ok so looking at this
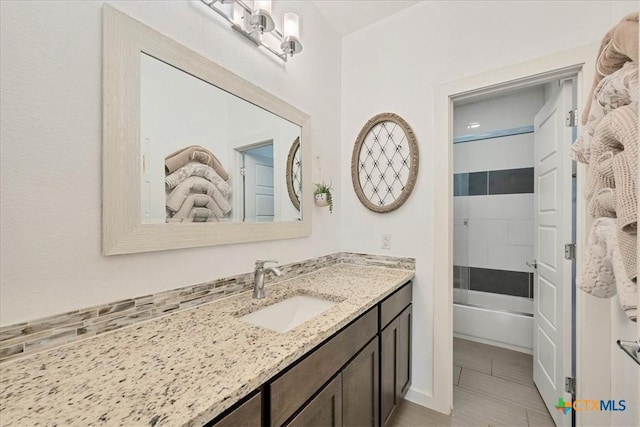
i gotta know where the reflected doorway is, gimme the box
[236,142,274,222]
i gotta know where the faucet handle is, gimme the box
[255,260,278,268]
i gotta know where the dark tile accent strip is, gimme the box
[453,265,470,290]
[468,267,531,298]
[454,173,469,196]
[0,252,414,363]
[488,168,534,195]
[529,273,534,298]
[469,172,488,196]
[454,167,534,197]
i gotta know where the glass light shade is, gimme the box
[254,0,272,14]
[283,12,300,39]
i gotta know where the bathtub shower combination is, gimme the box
[452,87,545,354]
[453,288,533,353]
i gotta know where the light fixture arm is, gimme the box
[200,0,303,62]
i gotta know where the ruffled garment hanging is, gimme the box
[581,12,638,127]
[579,218,637,321]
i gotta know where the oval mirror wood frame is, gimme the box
[351,113,419,213]
[286,137,301,210]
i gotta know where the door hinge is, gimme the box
[565,376,576,394]
[564,243,576,260]
[240,167,246,176]
[566,109,578,127]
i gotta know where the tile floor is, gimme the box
[389,338,556,427]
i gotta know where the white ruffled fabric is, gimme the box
[165,161,231,197]
[579,218,637,321]
[572,61,638,163]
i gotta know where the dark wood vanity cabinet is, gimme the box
[380,305,412,426]
[343,337,380,427]
[285,336,379,427]
[207,281,412,427]
[380,282,413,426]
[210,392,262,427]
[287,375,343,427]
[271,308,378,427]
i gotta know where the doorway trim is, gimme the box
[431,43,599,417]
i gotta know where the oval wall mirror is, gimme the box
[351,113,419,213]
[286,137,302,210]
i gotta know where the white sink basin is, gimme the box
[241,295,337,333]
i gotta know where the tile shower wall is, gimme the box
[453,87,544,298]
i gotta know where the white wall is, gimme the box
[341,0,638,408]
[455,193,534,271]
[0,0,342,325]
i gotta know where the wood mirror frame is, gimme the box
[102,6,311,255]
[286,137,301,211]
[351,113,419,213]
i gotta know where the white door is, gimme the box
[242,149,274,222]
[254,162,274,222]
[533,80,574,427]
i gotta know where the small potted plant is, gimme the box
[314,181,333,213]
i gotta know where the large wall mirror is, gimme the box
[103,6,311,255]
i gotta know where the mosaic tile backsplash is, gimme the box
[0,252,414,363]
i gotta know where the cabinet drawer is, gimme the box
[380,282,412,329]
[270,308,378,427]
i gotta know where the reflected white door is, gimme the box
[242,150,274,222]
[254,163,274,222]
[533,80,574,427]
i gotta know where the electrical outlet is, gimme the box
[381,233,392,250]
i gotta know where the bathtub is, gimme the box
[453,288,533,354]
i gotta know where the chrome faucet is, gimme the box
[253,260,283,299]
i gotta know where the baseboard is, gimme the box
[404,386,451,415]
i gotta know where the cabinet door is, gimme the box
[212,392,262,427]
[380,304,412,426]
[287,375,342,427]
[397,304,412,397]
[342,338,379,427]
[380,316,399,426]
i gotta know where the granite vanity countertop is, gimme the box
[0,263,414,427]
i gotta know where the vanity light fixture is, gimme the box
[200,0,304,62]
[250,0,275,34]
[281,12,303,57]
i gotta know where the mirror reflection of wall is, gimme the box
[139,53,302,224]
